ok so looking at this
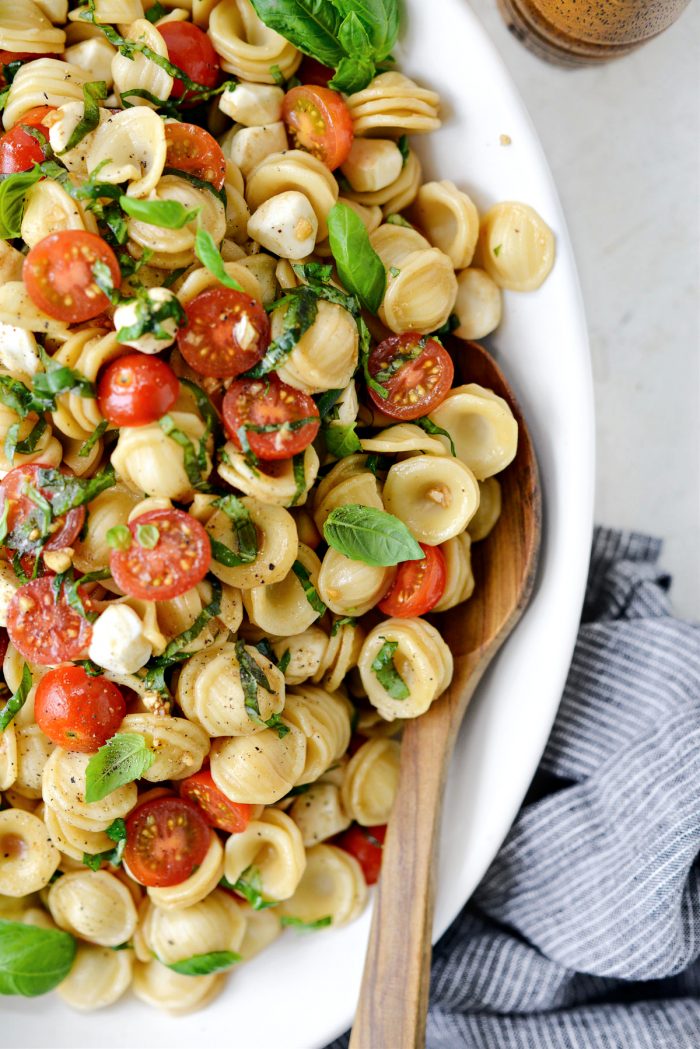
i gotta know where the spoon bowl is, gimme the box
[349,338,541,1049]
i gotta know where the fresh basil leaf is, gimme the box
[296,262,334,284]
[235,639,273,725]
[0,921,76,997]
[328,55,375,94]
[145,0,167,21]
[194,228,243,291]
[327,202,386,315]
[0,165,43,239]
[84,732,155,803]
[416,416,456,456]
[371,639,409,699]
[227,865,279,910]
[159,415,210,491]
[291,559,326,614]
[164,951,240,976]
[211,494,257,566]
[119,195,200,229]
[35,348,96,403]
[106,525,131,551]
[324,422,362,458]
[330,615,357,637]
[82,816,127,871]
[323,504,424,566]
[337,11,373,57]
[280,915,332,930]
[314,387,344,419]
[0,664,32,732]
[5,416,47,464]
[162,167,228,207]
[397,134,409,165]
[59,80,107,153]
[35,466,115,517]
[135,523,159,549]
[116,288,186,344]
[249,0,345,67]
[277,648,291,675]
[247,286,318,376]
[291,452,307,507]
[59,568,110,624]
[77,418,108,458]
[333,0,399,59]
[141,578,222,695]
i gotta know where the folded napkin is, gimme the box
[330,527,700,1049]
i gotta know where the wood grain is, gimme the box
[349,339,541,1049]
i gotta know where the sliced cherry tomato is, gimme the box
[158,22,220,102]
[222,376,320,461]
[378,543,446,617]
[367,333,455,421]
[6,577,94,666]
[282,85,354,170]
[34,665,126,753]
[0,105,55,174]
[0,464,86,555]
[179,770,252,834]
[97,353,179,427]
[337,824,387,885]
[0,627,8,666]
[110,508,211,601]
[23,231,121,324]
[177,287,270,378]
[164,121,226,191]
[124,795,212,887]
[298,56,334,87]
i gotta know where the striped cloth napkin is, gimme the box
[331,527,700,1049]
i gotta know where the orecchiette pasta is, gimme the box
[340,738,401,826]
[42,749,137,831]
[318,548,395,617]
[468,477,503,542]
[358,617,454,721]
[429,384,519,480]
[119,714,210,780]
[86,107,167,199]
[433,531,475,612]
[0,809,59,895]
[210,723,307,805]
[237,902,281,961]
[218,442,319,507]
[47,870,138,946]
[289,783,351,847]
[136,889,246,965]
[3,58,89,130]
[0,0,65,58]
[382,454,480,544]
[346,72,441,137]
[111,409,213,500]
[280,844,367,928]
[111,19,173,107]
[243,542,323,636]
[270,299,359,394]
[133,959,227,1014]
[224,808,305,900]
[206,497,298,588]
[57,942,133,1011]
[245,150,338,239]
[479,201,556,291]
[146,834,224,910]
[208,0,301,83]
[12,724,55,799]
[282,686,352,784]
[453,267,503,340]
[409,180,480,270]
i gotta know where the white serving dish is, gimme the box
[5,1,594,1045]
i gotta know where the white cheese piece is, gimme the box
[247,191,318,259]
[227,122,288,177]
[219,83,284,127]
[0,323,41,378]
[113,287,180,354]
[0,560,19,628]
[340,139,404,193]
[88,605,153,675]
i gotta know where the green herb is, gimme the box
[57,567,110,623]
[145,0,167,21]
[164,951,240,976]
[162,167,228,207]
[290,452,307,507]
[389,266,400,278]
[296,261,334,284]
[119,196,200,229]
[82,817,127,871]
[314,388,344,419]
[135,524,159,549]
[385,212,413,228]
[73,659,103,677]
[210,494,257,567]
[324,422,362,458]
[323,504,424,567]
[372,335,427,383]
[327,202,386,314]
[141,578,222,694]
[235,639,273,723]
[283,782,311,799]
[0,664,32,732]
[194,228,244,291]
[77,419,108,458]
[116,288,186,344]
[280,915,332,930]
[397,134,409,165]
[159,415,210,491]
[431,313,460,338]
[106,525,131,551]
[0,500,9,544]
[0,921,76,997]
[493,244,502,256]
[247,286,319,376]
[59,80,107,153]
[277,649,291,675]
[1,60,22,87]
[291,560,326,614]
[84,733,155,803]
[227,866,278,910]
[35,466,115,517]
[35,347,96,404]
[371,639,409,699]
[4,417,47,464]
[330,615,357,636]
[269,63,285,85]
[416,416,456,456]
[0,165,43,239]
[263,711,290,738]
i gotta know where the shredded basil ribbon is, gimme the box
[141,578,222,695]
[0,664,32,731]
[371,639,410,700]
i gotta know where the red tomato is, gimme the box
[179,770,252,834]
[158,22,220,101]
[337,824,387,885]
[378,543,446,617]
[0,52,51,88]
[34,665,126,753]
[298,56,334,87]
[23,231,121,324]
[6,577,94,666]
[124,795,212,887]
[164,122,226,191]
[0,105,54,174]
[222,376,320,461]
[97,354,179,427]
[110,508,211,602]
[177,287,270,378]
[0,464,86,555]
[0,627,8,666]
[367,333,455,421]
[282,85,353,170]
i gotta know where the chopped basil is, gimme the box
[59,80,107,153]
[246,286,319,376]
[85,733,155,803]
[330,616,357,637]
[82,817,127,871]
[159,415,211,491]
[371,639,410,700]
[290,452,307,507]
[323,504,424,567]
[291,560,326,614]
[314,387,344,420]
[385,212,413,228]
[162,167,228,206]
[431,313,460,337]
[55,567,111,623]
[34,466,115,517]
[194,228,244,291]
[211,494,257,567]
[0,165,43,239]
[135,524,159,549]
[397,134,409,165]
[493,244,502,256]
[164,951,240,976]
[264,712,290,738]
[119,196,200,229]
[78,419,108,458]
[0,664,32,732]
[35,347,96,404]
[416,416,456,456]
[4,416,47,464]
[277,648,291,675]
[327,202,386,314]
[115,287,186,344]
[280,915,332,931]
[106,525,131,551]
[324,422,362,458]
[226,866,278,910]
[145,0,167,21]
[141,578,222,694]
[235,640,272,724]
[0,921,76,997]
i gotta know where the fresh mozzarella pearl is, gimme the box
[88,605,153,675]
[219,82,284,127]
[247,191,318,259]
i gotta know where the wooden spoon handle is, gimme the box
[349,666,482,1049]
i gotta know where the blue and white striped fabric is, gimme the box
[330,528,700,1049]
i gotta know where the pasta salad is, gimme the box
[0,0,554,1014]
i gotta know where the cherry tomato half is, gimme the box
[34,665,126,752]
[0,105,54,174]
[177,287,270,378]
[222,376,320,461]
[367,333,455,421]
[0,627,8,666]
[179,770,252,834]
[158,22,220,102]
[337,824,387,885]
[110,508,211,602]
[164,121,226,191]
[0,464,86,554]
[7,577,94,666]
[23,231,121,324]
[378,543,446,617]
[124,795,212,887]
[282,85,354,170]
[97,353,180,427]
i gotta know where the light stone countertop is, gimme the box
[468,0,700,618]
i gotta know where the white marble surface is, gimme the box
[469,0,700,617]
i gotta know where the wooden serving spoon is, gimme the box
[349,338,541,1049]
